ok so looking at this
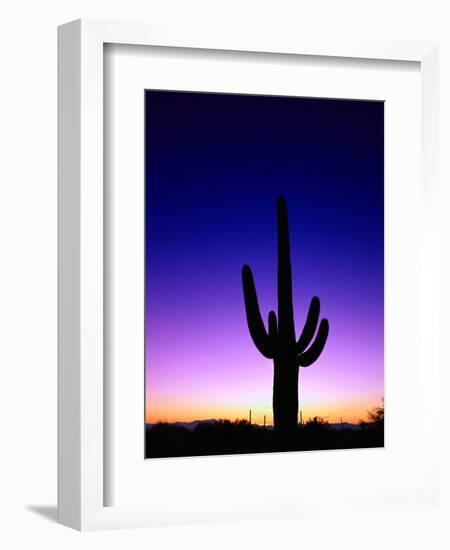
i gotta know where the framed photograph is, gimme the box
[58,19,440,530]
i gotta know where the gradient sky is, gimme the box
[145,90,384,425]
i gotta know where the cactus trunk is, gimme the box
[273,357,299,434]
[277,197,295,344]
[242,197,329,435]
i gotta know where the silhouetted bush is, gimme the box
[303,416,330,431]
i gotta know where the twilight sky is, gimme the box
[145,90,384,425]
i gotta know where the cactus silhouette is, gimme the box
[242,197,329,435]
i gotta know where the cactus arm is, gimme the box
[276,197,295,341]
[296,296,320,353]
[297,318,329,367]
[268,310,278,341]
[242,265,274,358]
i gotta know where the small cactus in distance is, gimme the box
[242,197,329,435]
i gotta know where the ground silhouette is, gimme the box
[146,412,384,459]
[242,197,329,435]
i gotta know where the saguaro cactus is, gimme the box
[242,197,329,435]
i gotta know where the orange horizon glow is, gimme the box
[145,395,383,426]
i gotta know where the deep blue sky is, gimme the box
[145,90,384,423]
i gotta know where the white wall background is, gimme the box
[0,1,449,548]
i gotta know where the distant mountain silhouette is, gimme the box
[146,419,218,431]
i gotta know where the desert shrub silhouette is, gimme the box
[359,399,384,432]
[242,197,329,435]
[145,413,384,458]
[304,416,330,431]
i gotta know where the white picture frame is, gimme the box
[58,18,439,531]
